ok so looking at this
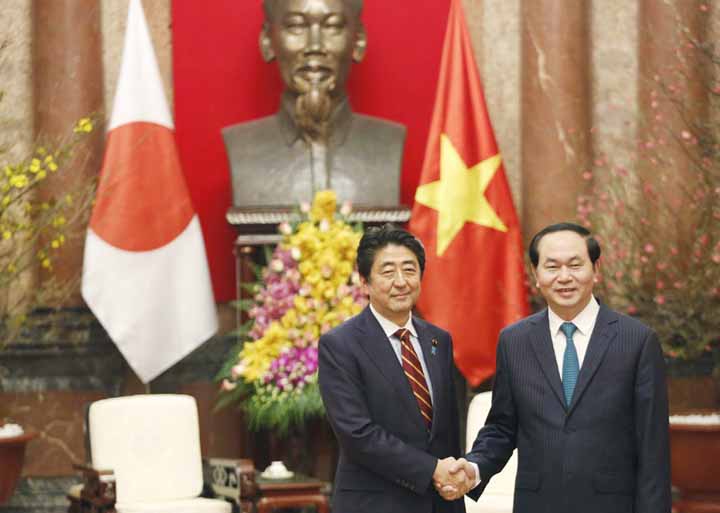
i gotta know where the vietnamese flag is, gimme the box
[409,0,529,386]
[82,0,217,383]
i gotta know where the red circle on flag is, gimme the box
[90,122,195,251]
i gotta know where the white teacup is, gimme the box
[265,460,289,477]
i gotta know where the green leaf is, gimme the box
[214,340,246,381]
[229,298,255,312]
[242,382,326,435]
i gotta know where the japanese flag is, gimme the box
[82,0,218,383]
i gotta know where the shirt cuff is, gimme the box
[470,462,482,489]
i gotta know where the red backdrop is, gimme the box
[172,0,451,301]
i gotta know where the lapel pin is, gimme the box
[431,338,438,355]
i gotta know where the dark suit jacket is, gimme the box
[466,304,671,513]
[319,307,466,513]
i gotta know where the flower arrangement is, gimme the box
[575,23,719,369]
[217,190,368,433]
[0,116,96,348]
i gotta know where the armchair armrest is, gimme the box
[203,457,257,510]
[67,462,116,513]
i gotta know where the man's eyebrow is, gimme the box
[543,255,582,264]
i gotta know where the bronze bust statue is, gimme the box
[223,0,406,209]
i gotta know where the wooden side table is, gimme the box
[256,474,329,513]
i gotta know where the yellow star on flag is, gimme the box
[415,134,507,256]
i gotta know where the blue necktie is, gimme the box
[560,322,579,406]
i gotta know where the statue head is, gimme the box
[260,0,367,139]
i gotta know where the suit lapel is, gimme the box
[414,317,442,439]
[567,304,618,414]
[354,308,427,430]
[528,310,567,409]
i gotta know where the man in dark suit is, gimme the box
[442,222,671,513]
[318,224,468,513]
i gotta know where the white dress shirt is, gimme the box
[548,295,600,377]
[369,304,434,404]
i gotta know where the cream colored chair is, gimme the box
[464,391,517,513]
[88,394,231,513]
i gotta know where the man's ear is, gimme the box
[360,276,370,296]
[530,267,539,288]
[259,23,275,62]
[352,25,367,63]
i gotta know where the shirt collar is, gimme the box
[277,92,353,147]
[369,304,417,339]
[548,295,600,337]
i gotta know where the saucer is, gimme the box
[260,469,294,480]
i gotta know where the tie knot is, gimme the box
[560,322,577,339]
[394,328,411,343]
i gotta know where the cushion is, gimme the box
[117,497,232,513]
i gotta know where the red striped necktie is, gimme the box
[395,328,433,429]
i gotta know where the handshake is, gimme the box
[432,456,477,501]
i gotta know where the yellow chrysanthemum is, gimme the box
[294,296,309,313]
[309,190,337,222]
[237,322,292,382]
[280,308,298,329]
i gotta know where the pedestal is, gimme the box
[255,474,329,513]
[670,419,720,513]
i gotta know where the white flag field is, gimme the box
[82,0,217,383]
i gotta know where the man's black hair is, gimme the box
[356,224,425,281]
[528,222,601,267]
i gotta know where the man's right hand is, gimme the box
[433,457,476,500]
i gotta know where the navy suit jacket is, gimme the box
[319,307,466,513]
[466,304,671,513]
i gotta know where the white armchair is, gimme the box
[464,391,517,513]
[88,394,231,513]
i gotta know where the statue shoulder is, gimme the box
[222,115,280,147]
[351,113,406,136]
[349,113,406,152]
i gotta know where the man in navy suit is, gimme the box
[442,222,671,513]
[319,224,468,513]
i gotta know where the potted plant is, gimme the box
[575,8,719,407]
[215,191,368,473]
[0,113,96,503]
[574,12,719,509]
